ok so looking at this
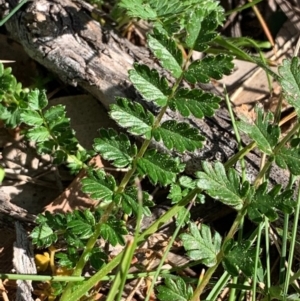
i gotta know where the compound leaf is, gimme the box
[31,223,57,248]
[26,126,51,142]
[237,108,280,155]
[81,169,116,202]
[147,28,183,78]
[184,54,233,84]
[186,10,220,51]
[55,252,78,269]
[137,149,185,186]
[118,0,157,20]
[223,239,258,277]
[20,110,43,126]
[67,219,93,240]
[110,98,154,139]
[99,216,127,246]
[129,64,171,107]
[26,89,48,110]
[93,128,137,168]
[157,277,193,301]
[171,88,220,118]
[0,104,21,128]
[44,105,66,127]
[248,182,294,223]
[89,248,107,270]
[119,0,190,21]
[0,63,22,100]
[278,57,300,117]
[168,176,196,204]
[196,162,245,210]
[275,146,300,175]
[120,187,154,216]
[181,223,221,267]
[153,120,204,152]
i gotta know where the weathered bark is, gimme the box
[13,222,36,301]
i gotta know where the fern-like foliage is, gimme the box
[1,0,300,297]
[196,162,247,210]
[222,239,260,277]
[237,107,280,155]
[5,0,293,298]
[181,223,222,267]
[157,277,194,301]
[279,57,300,117]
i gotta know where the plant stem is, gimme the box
[0,0,28,26]
[224,141,256,169]
[61,52,191,299]
[254,122,300,187]
[191,207,248,300]
[144,196,195,301]
[283,178,300,299]
[65,188,199,301]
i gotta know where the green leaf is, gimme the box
[275,147,300,175]
[167,177,196,204]
[179,175,196,189]
[61,246,82,267]
[176,207,190,227]
[0,104,21,127]
[93,128,137,168]
[171,88,220,118]
[129,64,171,107]
[137,149,185,186]
[237,108,280,155]
[119,0,191,21]
[181,223,221,267]
[43,105,79,151]
[26,126,51,142]
[157,277,193,301]
[223,239,259,277]
[247,183,294,223]
[185,10,219,51]
[153,120,204,152]
[110,98,154,139]
[53,150,67,165]
[120,187,154,216]
[44,105,66,127]
[26,89,48,110]
[31,223,57,248]
[278,57,300,117]
[20,110,43,126]
[184,54,233,84]
[39,211,67,230]
[0,64,18,97]
[147,28,183,78]
[99,216,127,246]
[168,184,185,203]
[81,169,116,202]
[64,232,85,248]
[55,252,77,269]
[196,162,245,210]
[0,104,11,121]
[89,248,108,270]
[119,0,157,20]
[67,220,93,240]
[185,7,206,48]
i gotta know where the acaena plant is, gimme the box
[1,0,300,300]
